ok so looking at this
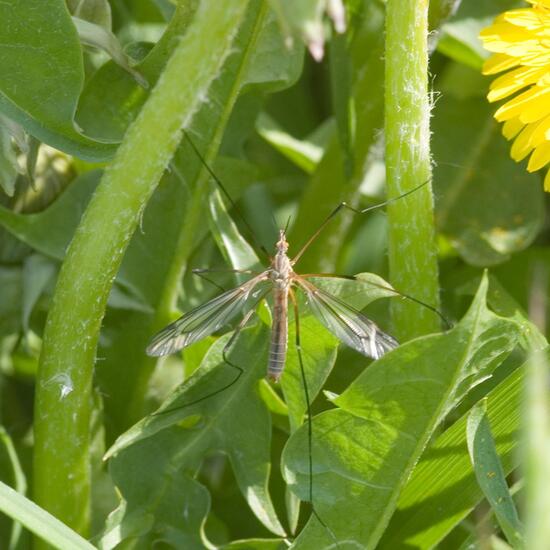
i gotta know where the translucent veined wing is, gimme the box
[147,273,270,356]
[295,277,398,359]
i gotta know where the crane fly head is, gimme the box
[276,229,289,254]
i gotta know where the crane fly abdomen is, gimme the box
[268,287,289,382]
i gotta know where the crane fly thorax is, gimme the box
[269,230,292,290]
[270,253,292,290]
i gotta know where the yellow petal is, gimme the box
[511,123,538,161]
[488,65,547,101]
[544,168,550,191]
[480,23,538,55]
[527,140,550,171]
[503,9,542,30]
[483,53,521,75]
[527,0,550,8]
[525,113,550,146]
[503,118,525,139]
[494,85,550,123]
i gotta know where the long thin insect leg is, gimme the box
[289,290,339,547]
[191,268,261,293]
[291,179,430,265]
[182,130,271,260]
[192,268,261,275]
[152,300,263,417]
[299,272,451,329]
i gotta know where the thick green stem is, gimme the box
[385,0,440,340]
[32,0,249,543]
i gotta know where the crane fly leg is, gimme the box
[289,289,339,547]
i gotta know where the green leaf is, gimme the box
[99,453,210,549]
[72,17,148,88]
[434,79,544,266]
[0,171,100,261]
[208,188,262,281]
[67,0,112,29]
[0,1,116,160]
[0,479,95,550]
[467,399,523,546]
[255,112,326,174]
[282,274,521,548]
[379,367,524,548]
[105,325,286,541]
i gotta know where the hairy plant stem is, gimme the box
[32,0,249,543]
[385,0,440,340]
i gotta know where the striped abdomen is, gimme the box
[268,288,288,382]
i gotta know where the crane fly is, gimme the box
[143,131,439,545]
[146,228,398,379]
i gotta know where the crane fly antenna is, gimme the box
[183,130,270,259]
[292,179,431,265]
[284,214,292,234]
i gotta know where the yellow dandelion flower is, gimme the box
[480,0,550,191]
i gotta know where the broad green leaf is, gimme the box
[467,399,523,547]
[379,276,543,548]
[0,1,116,160]
[434,77,544,266]
[0,479,95,550]
[379,366,525,548]
[105,325,286,540]
[99,454,209,549]
[282,274,521,548]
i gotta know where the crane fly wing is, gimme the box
[147,273,270,357]
[295,277,398,360]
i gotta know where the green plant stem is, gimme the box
[385,0,440,340]
[32,0,249,543]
